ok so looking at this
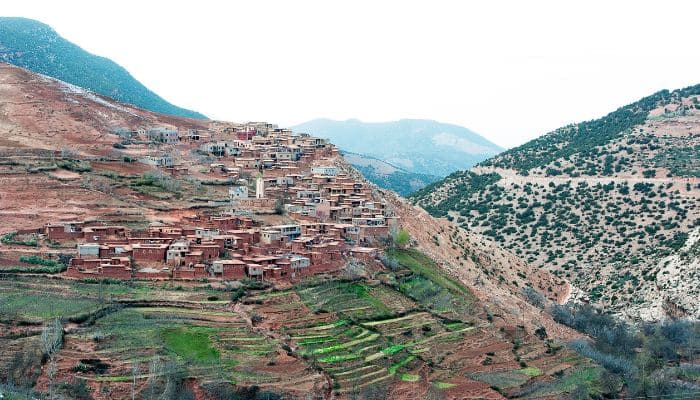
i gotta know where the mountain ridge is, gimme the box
[0,17,206,120]
[292,117,503,177]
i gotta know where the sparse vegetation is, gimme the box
[552,303,700,397]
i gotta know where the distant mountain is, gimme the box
[0,17,206,120]
[412,84,700,320]
[292,118,502,177]
[341,151,440,195]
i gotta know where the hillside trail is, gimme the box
[230,301,334,400]
[473,166,700,187]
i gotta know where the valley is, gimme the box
[0,12,699,399]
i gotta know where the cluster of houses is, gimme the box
[45,122,396,282]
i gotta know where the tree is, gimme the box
[274,196,286,215]
[393,228,410,248]
[131,363,140,400]
[41,318,63,400]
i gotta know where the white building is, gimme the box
[311,166,339,176]
[195,228,220,238]
[261,228,282,244]
[290,255,310,270]
[255,175,265,199]
[271,224,302,241]
[166,240,189,264]
[77,243,100,258]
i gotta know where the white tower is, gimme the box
[255,174,264,199]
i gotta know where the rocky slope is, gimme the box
[0,62,209,231]
[412,85,700,320]
[0,17,206,119]
[0,62,207,156]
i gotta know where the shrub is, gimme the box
[522,286,546,309]
[392,228,411,248]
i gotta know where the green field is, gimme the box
[385,248,475,317]
[162,327,220,363]
[0,290,101,320]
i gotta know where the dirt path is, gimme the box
[472,166,700,187]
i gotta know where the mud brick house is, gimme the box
[163,166,190,176]
[189,243,220,260]
[172,264,208,279]
[148,225,183,239]
[67,257,132,279]
[228,229,259,246]
[145,127,179,144]
[132,243,169,263]
[351,217,391,242]
[236,129,256,141]
[210,215,253,230]
[246,263,264,279]
[99,243,131,258]
[46,222,83,240]
[349,247,380,262]
[211,235,237,249]
[212,259,247,279]
[82,226,127,242]
[184,251,203,265]
[166,240,189,265]
[263,266,285,279]
[291,236,315,253]
[140,155,174,167]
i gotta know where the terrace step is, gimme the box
[337,372,393,394]
[336,367,386,385]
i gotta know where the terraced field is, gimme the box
[1,252,601,399]
[249,280,491,396]
[70,306,320,397]
[0,278,323,399]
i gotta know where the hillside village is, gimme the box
[2,63,602,400]
[2,7,700,399]
[16,123,396,282]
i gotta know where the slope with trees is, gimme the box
[0,17,206,120]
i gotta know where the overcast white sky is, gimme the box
[3,0,699,148]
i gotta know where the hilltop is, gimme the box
[292,118,502,192]
[0,63,601,400]
[412,85,700,320]
[0,17,206,119]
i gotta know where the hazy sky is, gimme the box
[3,0,699,148]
